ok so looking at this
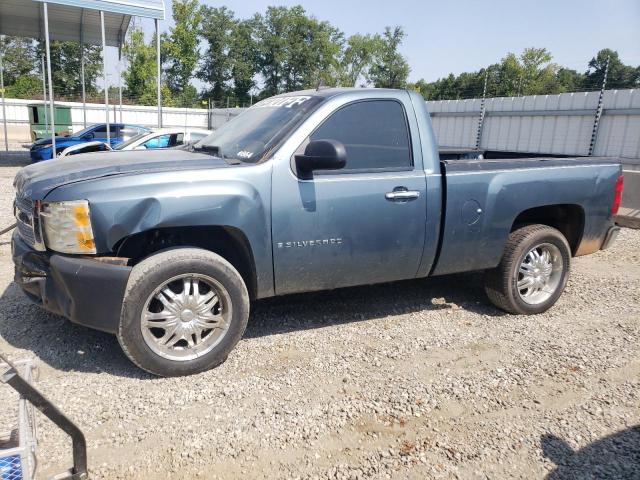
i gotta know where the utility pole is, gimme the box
[588,57,610,156]
[475,70,489,151]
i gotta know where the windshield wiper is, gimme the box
[191,144,243,165]
[192,144,221,155]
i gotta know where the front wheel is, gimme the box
[117,248,249,376]
[484,224,571,315]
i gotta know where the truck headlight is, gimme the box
[40,200,96,254]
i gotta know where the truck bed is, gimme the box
[431,156,621,276]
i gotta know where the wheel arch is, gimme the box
[510,204,585,256]
[114,225,258,300]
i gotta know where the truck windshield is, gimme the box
[195,95,324,163]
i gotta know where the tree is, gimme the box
[586,48,639,90]
[122,28,173,106]
[6,75,42,98]
[162,0,202,105]
[0,37,36,85]
[35,40,102,97]
[336,34,382,87]
[369,26,410,89]
[253,6,343,95]
[228,20,258,104]
[554,68,585,93]
[517,47,557,95]
[123,28,155,99]
[198,6,237,102]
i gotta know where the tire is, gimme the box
[117,248,249,376]
[484,224,571,315]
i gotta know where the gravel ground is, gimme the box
[0,164,638,479]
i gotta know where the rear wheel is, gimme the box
[118,248,249,376]
[484,225,571,315]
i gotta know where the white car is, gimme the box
[59,128,213,157]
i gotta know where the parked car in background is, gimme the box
[58,128,213,157]
[29,123,150,162]
[113,128,213,151]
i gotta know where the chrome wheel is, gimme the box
[517,243,563,305]
[141,274,231,361]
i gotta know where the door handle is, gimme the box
[385,190,421,201]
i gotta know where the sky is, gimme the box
[111,0,640,87]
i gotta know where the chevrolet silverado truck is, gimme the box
[12,88,624,377]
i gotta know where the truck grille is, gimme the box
[14,197,42,250]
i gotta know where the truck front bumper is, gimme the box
[11,231,132,334]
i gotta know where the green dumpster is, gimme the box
[28,103,73,140]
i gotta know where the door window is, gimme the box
[143,134,171,149]
[309,100,412,172]
[92,126,109,139]
[142,133,184,149]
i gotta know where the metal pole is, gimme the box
[43,3,56,156]
[0,47,8,151]
[118,65,123,123]
[80,9,86,128]
[41,55,48,136]
[588,57,610,156]
[100,10,109,142]
[475,70,489,151]
[155,19,162,128]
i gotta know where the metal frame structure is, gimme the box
[0,0,165,152]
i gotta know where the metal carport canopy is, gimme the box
[0,0,165,152]
[0,0,165,47]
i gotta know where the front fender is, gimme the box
[44,163,274,297]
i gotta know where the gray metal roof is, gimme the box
[0,0,165,47]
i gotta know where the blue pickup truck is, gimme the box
[29,123,150,161]
[12,88,623,376]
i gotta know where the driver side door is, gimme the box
[271,98,427,295]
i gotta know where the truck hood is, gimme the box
[14,149,238,200]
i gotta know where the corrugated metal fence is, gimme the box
[427,89,640,159]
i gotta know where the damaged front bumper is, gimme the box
[11,231,132,334]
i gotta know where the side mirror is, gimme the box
[295,139,346,179]
[83,133,94,140]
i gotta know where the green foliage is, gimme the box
[162,0,202,97]
[198,6,238,101]
[252,6,344,95]
[335,34,383,87]
[123,28,160,105]
[9,4,638,107]
[6,75,42,98]
[586,48,640,90]
[35,40,102,96]
[411,47,639,100]
[0,37,36,85]
[369,27,410,89]
[228,20,259,104]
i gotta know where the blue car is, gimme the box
[30,123,150,162]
